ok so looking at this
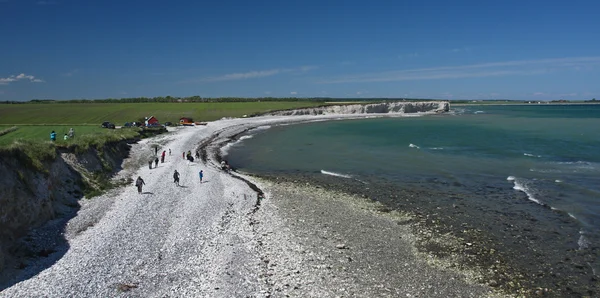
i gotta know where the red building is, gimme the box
[145,116,159,126]
[180,117,194,126]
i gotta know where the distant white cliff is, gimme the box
[263,101,450,116]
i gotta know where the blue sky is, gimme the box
[1,0,599,101]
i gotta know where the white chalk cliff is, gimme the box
[264,101,450,116]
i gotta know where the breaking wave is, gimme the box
[321,170,353,179]
[409,144,420,149]
[509,176,544,206]
[221,135,255,155]
[251,125,271,131]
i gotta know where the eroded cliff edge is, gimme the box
[0,141,132,273]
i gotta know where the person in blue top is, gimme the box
[50,131,56,141]
[199,170,203,182]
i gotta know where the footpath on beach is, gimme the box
[1,114,500,298]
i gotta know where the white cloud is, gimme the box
[0,73,45,85]
[204,69,280,82]
[194,65,318,83]
[321,56,600,83]
[557,93,578,97]
[264,91,271,95]
[63,69,78,77]
[290,91,298,95]
[532,92,580,98]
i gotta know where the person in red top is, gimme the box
[161,150,166,163]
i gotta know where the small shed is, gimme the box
[180,117,194,125]
[146,116,159,126]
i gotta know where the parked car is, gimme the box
[164,121,173,126]
[101,121,111,128]
[107,123,115,129]
[123,122,132,127]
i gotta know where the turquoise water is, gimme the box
[225,104,600,252]
[227,105,600,236]
[225,105,600,296]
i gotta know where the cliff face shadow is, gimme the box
[0,204,78,291]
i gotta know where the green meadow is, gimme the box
[0,101,324,145]
[0,102,324,125]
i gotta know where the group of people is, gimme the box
[149,149,169,169]
[220,160,231,172]
[135,169,204,193]
[182,150,201,162]
[50,128,75,141]
[137,146,207,193]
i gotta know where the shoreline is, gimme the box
[246,176,499,297]
[203,114,599,297]
[3,110,595,297]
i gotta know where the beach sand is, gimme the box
[2,114,505,297]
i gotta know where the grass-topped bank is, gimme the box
[0,101,327,125]
[0,127,148,171]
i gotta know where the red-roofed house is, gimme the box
[145,116,159,126]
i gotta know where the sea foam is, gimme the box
[321,170,352,179]
[409,144,420,149]
[220,135,254,155]
[251,125,272,131]
[510,177,544,205]
[578,231,591,250]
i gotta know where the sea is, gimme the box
[223,104,600,294]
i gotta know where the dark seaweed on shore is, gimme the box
[255,172,599,297]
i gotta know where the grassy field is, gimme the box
[0,125,115,146]
[0,101,326,146]
[0,102,326,125]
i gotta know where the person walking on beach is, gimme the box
[154,157,159,168]
[199,170,203,182]
[148,158,153,169]
[161,150,166,163]
[169,148,171,156]
[155,146,158,156]
[173,170,180,186]
[50,131,56,141]
[182,152,185,159]
[135,176,145,194]
[195,151,200,160]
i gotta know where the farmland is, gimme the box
[0,102,325,125]
[0,101,325,145]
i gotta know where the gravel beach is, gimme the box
[0,114,501,297]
